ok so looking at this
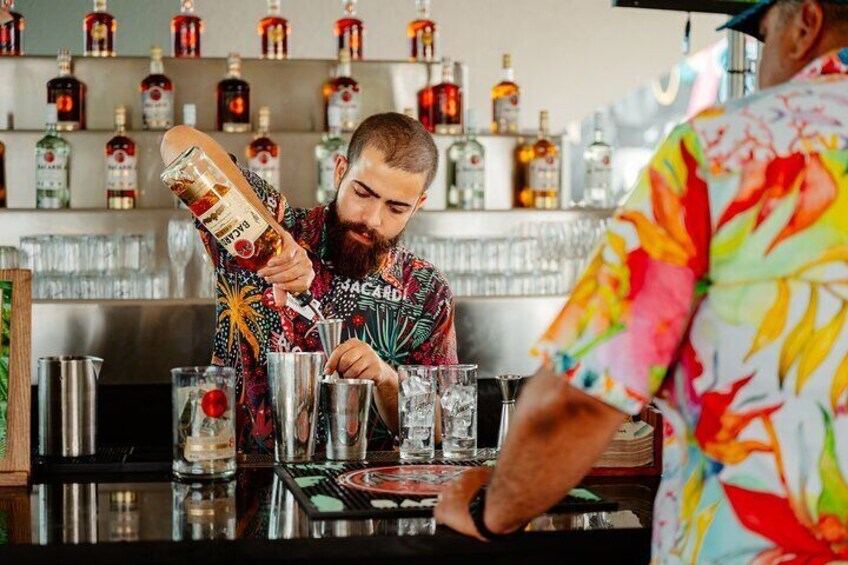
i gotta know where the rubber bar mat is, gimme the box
[32,446,171,475]
[277,453,617,520]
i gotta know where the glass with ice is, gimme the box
[437,364,478,459]
[398,366,437,461]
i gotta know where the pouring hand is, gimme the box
[257,231,315,307]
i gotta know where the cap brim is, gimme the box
[717,1,775,41]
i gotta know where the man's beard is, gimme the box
[324,200,404,280]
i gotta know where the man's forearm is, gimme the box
[484,369,627,534]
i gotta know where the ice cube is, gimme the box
[407,426,431,441]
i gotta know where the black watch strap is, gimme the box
[468,487,524,541]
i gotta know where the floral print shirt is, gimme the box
[535,49,848,563]
[197,169,458,455]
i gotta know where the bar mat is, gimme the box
[32,446,171,475]
[276,452,617,520]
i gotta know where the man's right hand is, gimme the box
[257,231,315,307]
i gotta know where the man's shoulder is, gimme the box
[394,246,453,296]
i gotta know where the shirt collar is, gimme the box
[793,47,848,82]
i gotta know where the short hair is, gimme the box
[778,0,848,26]
[346,112,439,192]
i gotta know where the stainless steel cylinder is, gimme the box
[321,378,373,461]
[267,352,324,463]
[38,356,103,457]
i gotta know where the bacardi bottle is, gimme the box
[84,0,116,57]
[47,50,87,131]
[515,110,559,209]
[433,56,461,135]
[217,53,250,133]
[322,49,360,132]
[408,0,436,62]
[141,46,174,130]
[447,110,485,210]
[583,112,613,208]
[259,0,289,60]
[0,0,24,56]
[161,146,283,271]
[172,0,202,58]
[106,105,138,210]
[417,62,439,133]
[247,107,280,191]
[334,0,364,61]
[492,53,520,134]
[315,105,347,205]
[36,104,71,209]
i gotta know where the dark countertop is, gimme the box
[0,464,657,565]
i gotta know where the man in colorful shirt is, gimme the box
[436,1,848,562]
[162,113,457,454]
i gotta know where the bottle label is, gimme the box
[106,150,138,192]
[529,156,560,191]
[184,434,236,462]
[195,179,271,260]
[177,385,236,463]
[142,87,174,128]
[329,86,360,129]
[455,152,485,191]
[248,151,280,190]
[36,148,69,191]
[495,94,520,132]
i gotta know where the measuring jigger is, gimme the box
[312,319,344,380]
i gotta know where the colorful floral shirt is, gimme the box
[535,48,848,563]
[197,168,458,455]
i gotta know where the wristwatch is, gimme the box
[467,487,525,541]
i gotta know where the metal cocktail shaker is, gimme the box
[267,352,324,463]
[322,378,373,461]
[38,356,103,457]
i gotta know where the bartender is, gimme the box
[161,112,458,455]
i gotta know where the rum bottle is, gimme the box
[36,104,71,209]
[172,0,202,58]
[417,62,439,133]
[433,57,461,135]
[106,105,138,210]
[447,110,485,210]
[335,0,364,61]
[247,106,280,191]
[315,105,347,205]
[141,46,174,130]
[47,49,87,131]
[515,110,559,209]
[161,146,283,271]
[259,0,289,60]
[408,0,436,62]
[492,53,520,134]
[0,0,24,56]
[583,112,613,208]
[217,53,250,133]
[322,49,360,132]
[84,0,116,57]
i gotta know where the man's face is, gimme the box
[758,0,832,89]
[758,5,800,89]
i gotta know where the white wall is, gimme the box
[15,0,727,131]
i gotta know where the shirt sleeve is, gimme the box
[533,124,711,415]
[407,277,459,366]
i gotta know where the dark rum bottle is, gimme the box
[83,0,116,57]
[334,0,364,61]
[433,57,461,135]
[408,0,436,62]
[492,53,520,134]
[217,53,250,133]
[259,0,289,60]
[106,105,138,210]
[322,49,360,133]
[0,0,24,56]
[247,106,280,191]
[47,49,87,131]
[172,0,202,58]
[416,62,438,133]
[515,110,559,209]
[141,46,174,130]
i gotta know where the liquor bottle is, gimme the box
[0,140,6,207]
[515,110,559,209]
[161,146,283,271]
[408,0,436,62]
[315,105,347,205]
[259,0,290,60]
[217,53,250,133]
[105,105,138,210]
[84,0,116,57]
[322,49,360,132]
[141,46,174,130]
[433,57,461,135]
[36,104,71,209]
[334,0,364,61]
[0,0,24,56]
[492,53,520,134]
[447,110,485,210]
[47,50,87,131]
[583,112,613,208]
[417,62,439,133]
[247,107,280,191]
[172,0,203,58]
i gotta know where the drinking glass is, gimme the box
[168,218,195,299]
[0,246,19,269]
[437,364,478,459]
[398,366,437,461]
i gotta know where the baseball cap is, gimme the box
[718,0,848,41]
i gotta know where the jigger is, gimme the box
[495,374,523,451]
[315,319,343,380]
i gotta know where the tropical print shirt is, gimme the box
[197,168,458,455]
[535,48,848,564]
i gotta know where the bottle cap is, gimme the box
[183,103,197,127]
[502,53,512,69]
[151,45,163,60]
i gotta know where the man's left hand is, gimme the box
[326,338,391,384]
[434,467,493,541]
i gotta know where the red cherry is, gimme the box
[201,389,228,418]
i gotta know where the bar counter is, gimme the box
[1,465,656,564]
